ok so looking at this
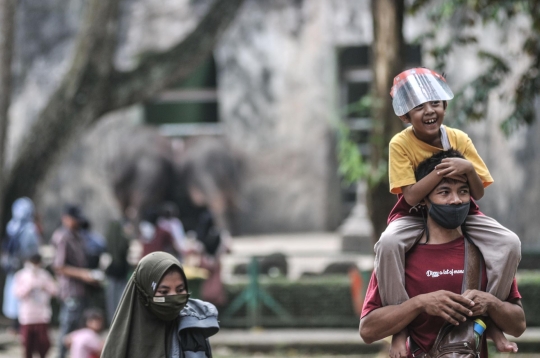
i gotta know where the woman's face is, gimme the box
[155,270,187,297]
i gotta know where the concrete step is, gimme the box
[210,328,540,355]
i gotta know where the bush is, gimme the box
[220,271,540,328]
[517,271,540,327]
[221,275,359,328]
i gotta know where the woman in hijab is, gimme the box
[102,251,219,358]
[2,197,41,324]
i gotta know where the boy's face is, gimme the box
[399,100,445,142]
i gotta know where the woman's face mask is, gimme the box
[149,293,190,321]
[427,199,470,229]
[149,268,189,321]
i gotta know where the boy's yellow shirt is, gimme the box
[389,125,494,194]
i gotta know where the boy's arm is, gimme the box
[401,169,443,206]
[435,158,484,200]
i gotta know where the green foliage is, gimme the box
[517,270,540,326]
[449,51,510,127]
[410,0,540,135]
[336,123,368,185]
[334,96,387,187]
[221,271,540,328]
[222,275,359,328]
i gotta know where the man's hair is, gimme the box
[415,148,465,182]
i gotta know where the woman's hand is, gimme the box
[419,290,475,325]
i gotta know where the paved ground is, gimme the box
[0,327,539,357]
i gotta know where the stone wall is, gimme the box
[215,0,372,232]
[5,0,540,246]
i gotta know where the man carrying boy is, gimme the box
[373,68,521,354]
[360,150,526,357]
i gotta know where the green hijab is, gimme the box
[101,251,189,358]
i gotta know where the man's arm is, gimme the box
[52,230,99,285]
[54,266,99,285]
[463,290,526,337]
[360,290,475,344]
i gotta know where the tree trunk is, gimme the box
[0,0,16,226]
[2,0,245,226]
[368,0,405,241]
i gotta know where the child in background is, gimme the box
[64,308,104,358]
[13,253,57,358]
[376,67,521,356]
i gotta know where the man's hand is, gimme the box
[435,158,474,179]
[419,290,475,325]
[462,289,496,316]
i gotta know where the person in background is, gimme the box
[64,308,105,358]
[195,207,231,308]
[103,218,131,324]
[139,207,182,259]
[14,253,57,358]
[79,218,106,270]
[51,204,98,358]
[1,197,41,333]
[158,202,188,261]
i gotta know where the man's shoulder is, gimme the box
[52,227,73,243]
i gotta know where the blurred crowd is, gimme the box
[0,197,230,358]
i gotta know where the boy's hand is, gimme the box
[435,158,474,178]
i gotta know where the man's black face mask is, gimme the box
[427,199,470,229]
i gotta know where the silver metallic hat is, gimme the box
[390,68,454,116]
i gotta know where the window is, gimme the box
[338,45,422,157]
[337,45,421,212]
[144,56,222,137]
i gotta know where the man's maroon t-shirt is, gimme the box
[361,237,521,358]
[387,194,483,224]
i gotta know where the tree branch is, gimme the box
[108,0,245,111]
[0,0,17,225]
[2,0,245,221]
[4,0,122,207]
[368,0,405,240]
